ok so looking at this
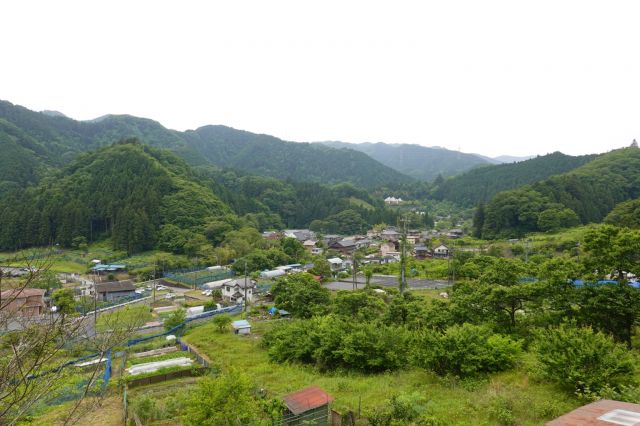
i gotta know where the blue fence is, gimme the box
[126,304,242,347]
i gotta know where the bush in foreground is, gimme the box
[531,323,637,396]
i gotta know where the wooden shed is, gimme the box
[546,399,640,425]
[282,386,334,426]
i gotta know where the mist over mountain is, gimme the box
[319,141,492,181]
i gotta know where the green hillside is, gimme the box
[479,147,640,238]
[0,140,231,253]
[433,151,598,206]
[320,141,491,181]
[0,100,412,189]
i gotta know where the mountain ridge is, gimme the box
[0,100,412,189]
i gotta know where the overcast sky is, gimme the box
[1,1,639,157]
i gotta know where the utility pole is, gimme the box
[352,251,358,290]
[152,260,157,304]
[399,217,408,293]
[243,262,248,312]
[93,271,98,329]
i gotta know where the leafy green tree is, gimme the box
[537,204,580,232]
[279,237,305,261]
[333,290,387,321]
[164,308,186,332]
[183,371,265,426]
[582,224,640,280]
[307,256,331,280]
[532,323,637,396]
[576,283,640,347]
[412,323,522,377]
[271,273,330,318]
[212,314,232,333]
[472,202,485,238]
[51,288,76,315]
[31,271,61,294]
[605,198,640,229]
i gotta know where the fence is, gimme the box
[126,367,207,389]
[164,268,234,288]
[80,294,151,316]
[126,304,242,346]
[178,339,210,368]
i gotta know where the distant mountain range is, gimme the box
[0,100,411,190]
[319,141,534,181]
[319,141,492,181]
[432,151,599,206]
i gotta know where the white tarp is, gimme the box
[126,357,193,376]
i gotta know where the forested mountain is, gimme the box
[0,137,403,254]
[0,140,232,253]
[433,152,599,206]
[477,147,640,238]
[605,199,640,229]
[319,141,491,181]
[199,167,401,231]
[0,100,412,190]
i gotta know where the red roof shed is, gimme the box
[282,386,334,415]
[547,399,640,425]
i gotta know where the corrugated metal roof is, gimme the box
[1,288,45,298]
[546,400,640,425]
[282,386,334,415]
[95,280,135,293]
[232,320,251,329]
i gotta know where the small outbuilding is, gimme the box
[282,386,334,426]
[94,280,136,302]
[546,399,640,425]
[231,320,251,335]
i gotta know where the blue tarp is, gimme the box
[572,279,636,288]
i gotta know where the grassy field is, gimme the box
[183,320,580,425]
[0,241,190,274]
[96,304,153,332]
[29,395,124,426]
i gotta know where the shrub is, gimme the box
[183,371,263,425]
[531,323,637,396]
[412,323,522,377]
[212,314,232,333]
[263,316,411,372]
[164,308,186,332]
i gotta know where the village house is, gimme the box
[329,238,357,255]
[327,257,344,273]
[384,196,403,205]
[379,241,396,257]
[95,280,137,302]
[381,229,400,242]
[303,239,317,252]
[433,244,450,258]
[0,288,46,316]
[284,229,316,242]
[221,278,256,304]
[414,245,432,260]
[446,228,464,239]
[262,231,282,240]
[322,234,342,246]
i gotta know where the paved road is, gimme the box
[325,275,450,291]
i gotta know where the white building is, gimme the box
[221,278,256,303]
[327,257,344,272]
